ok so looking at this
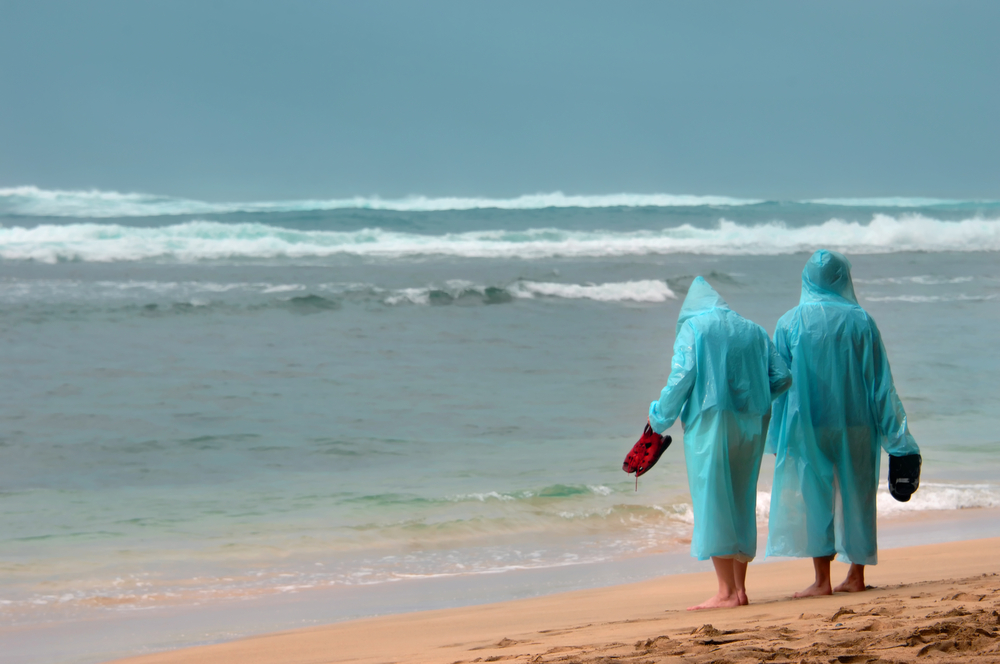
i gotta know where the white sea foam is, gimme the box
[0,277,678,306]
[510,280,676,302]
[853,275,975,285]
[261,284,306,294]
[877,482,1000,515]
[0,186,761,217]
[0,278,321,302]
[3,214,998,263]
[863,294,997,303]
[6,186,1000,219]
[383,279,676,304]
[668,503,696,525]
[807,197,981,207]
[754,483,1000,520]
[383,288,432,305]
[447,492,518,503]
[756,491,772,521]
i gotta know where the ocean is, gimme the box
[1,187,999,663]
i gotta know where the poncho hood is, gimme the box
[800,249,859,306]
[677,276,730,335]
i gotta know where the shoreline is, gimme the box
[101,536,1000,664]
[3,509,1000,664]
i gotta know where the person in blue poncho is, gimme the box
[766,250,921,597]
[649,276,791,610]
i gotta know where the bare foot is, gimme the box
[687,592,742,611]
[793,581,832,598]
[833,577,866,593]
[737,590,749,606]
[834,564,866,593]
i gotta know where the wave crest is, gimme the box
[6,186,1000,219]
[756,483,1000,520]
[2,215,999,263]
[510,279,676,302]
[0,186,761,218]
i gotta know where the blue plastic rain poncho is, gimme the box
[649,277,792,561]
[766,250,920,565]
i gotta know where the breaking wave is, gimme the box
[0,186,760,217]
[756,483,1000,520]
[806,197,997,208]
[863,294,998,303]
[853,275,975,285]
[0,278,678,310]
[386,279,676,306]
[2,215,999,263]
[510,279,676,302]
[877,482,1000,515]
[6,186,1000,218]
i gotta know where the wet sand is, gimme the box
[106,537,1000,664]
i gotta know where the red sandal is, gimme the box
[622,424,671,490]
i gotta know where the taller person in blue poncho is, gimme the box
[649,277,791,610]
[766,250,921,597]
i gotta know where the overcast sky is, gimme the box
[1,1,998,201]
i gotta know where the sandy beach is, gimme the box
[105,537,1000,664]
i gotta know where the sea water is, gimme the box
[1,188,999,662]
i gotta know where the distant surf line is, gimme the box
[1,215,999,262]
[3,185,1000,218]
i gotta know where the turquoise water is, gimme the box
[1,188,999,661]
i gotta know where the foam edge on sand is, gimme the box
[107,537,1000,664]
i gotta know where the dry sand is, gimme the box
[109,537,1000,664]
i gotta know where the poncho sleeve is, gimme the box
[764,319,793,455]
[767,335,792,399]
[869,317,920,457]
[649,321,697,434]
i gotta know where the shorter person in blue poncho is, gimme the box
[766,250,920,597]
[649,277,791,610]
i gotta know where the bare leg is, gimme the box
[834,563,866,593]
[794,556,834,598]
[734,559,749,605]
[687,558,743,610]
